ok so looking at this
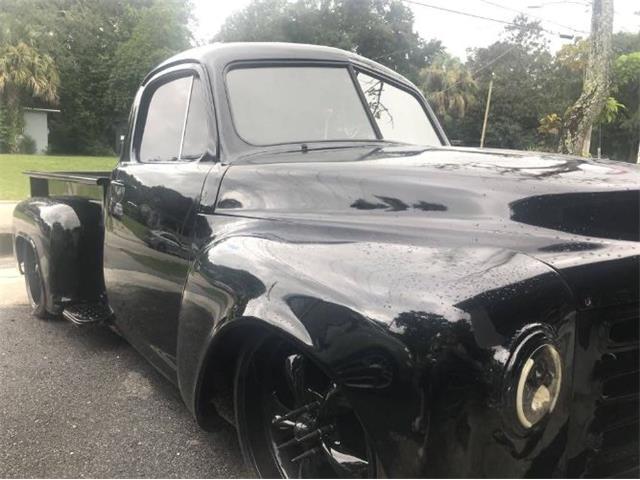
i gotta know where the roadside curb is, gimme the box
[0,232,13,257]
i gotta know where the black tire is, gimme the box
[23,244,48,319]
[235,336,377,478]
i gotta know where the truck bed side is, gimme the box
[12,171,111,314]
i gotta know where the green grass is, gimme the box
[0,154,117,201]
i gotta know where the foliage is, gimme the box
[615,51,640,84]
[555,39,589,74]
[0,42,58,103]
[108,1,192,121]
[559,0,614,156]
[599,43,640,161]
[0,0,636,162]
[0,41,59,152]
[538,113,562,136]
[597,96,625,125]
[530,32,639,161]
[17,134,37,154]
[537,112,562,150]
[0,0,192,155]
[428,19,638,162]
[0,103,7,152]
[451,17,558,149]
[418,54,477,139]
[214,0,443,83]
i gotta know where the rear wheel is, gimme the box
[235,336,377,478]
[23,244,48,319]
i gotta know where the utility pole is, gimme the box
[480,74,494,148]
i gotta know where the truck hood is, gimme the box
[219,144,639,239]
[216,145,640,308]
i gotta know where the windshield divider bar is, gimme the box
[348,64,383,141]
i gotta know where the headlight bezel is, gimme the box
[503,326,564,435]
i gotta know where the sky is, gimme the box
[190,0,640,60]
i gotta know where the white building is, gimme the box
[23,107,59,153]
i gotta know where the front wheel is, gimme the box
[235,336,377,478]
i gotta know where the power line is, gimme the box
[372,0,579,97]
[371,0,580,64]
[478,0,589,34]
[529,1,590,8]
[400,0,575,38]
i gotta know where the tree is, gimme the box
[418,54,477,141]
[0,0,193,155]
[455,17,556,149]
[536,31,639,161]
[559,0,614,156]
[0,41,59,152]
[214,0,443,83]
[108,1,192,121]
[532,39,586,151]
[600,46,640,161]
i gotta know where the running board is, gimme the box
[62,302,113,326]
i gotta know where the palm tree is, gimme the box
[0,42,59,152]
[418,54,477,125]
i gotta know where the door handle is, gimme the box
[109,181,126,209]
[110,180,125,194]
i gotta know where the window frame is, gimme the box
[222,59,447,149]
[129,63,218,164]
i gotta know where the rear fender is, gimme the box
[13,197,105,313]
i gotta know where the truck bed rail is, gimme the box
[23,171,111,199]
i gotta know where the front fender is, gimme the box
[176,224,576,477]
[13,196,105,312]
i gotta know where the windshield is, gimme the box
[226,65,442,147]
[226,66,376,145]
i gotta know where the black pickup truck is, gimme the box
[12,43,640,478]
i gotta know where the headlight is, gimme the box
[504,328,563,432]
[515,343,562,428]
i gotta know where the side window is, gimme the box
[356,71,441,146]
[180,76,209,160]
[139,76,192,162]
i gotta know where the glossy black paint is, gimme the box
[14,43,640,477]
[103,161,218,380]
[13,172,109,314]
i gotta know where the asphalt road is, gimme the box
[0,258,247,478]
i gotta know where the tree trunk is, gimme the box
[559,0,614,156]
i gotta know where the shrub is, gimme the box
[0,106,8,153]
[84,143,115,157]
[17,134,37,154]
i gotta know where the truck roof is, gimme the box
[145,42,410,87]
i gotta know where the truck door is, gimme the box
[104,65,221,381]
